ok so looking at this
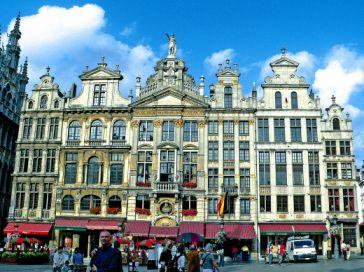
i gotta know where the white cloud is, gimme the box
[120,23,136,37]
[204,49,236,74]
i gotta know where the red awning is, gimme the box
[125,221,150,237]
[293,224,327,233]
[87,220,120,230]
[205,223,256,239]
[259,223,294,234]
[149,226,179,238]
[3,222,52,236]
[55,218,88,230]
[205,223,220,239]
[179,222,204,236]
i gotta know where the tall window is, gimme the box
[62,195,74,211]
[35,118,46,139]
[223,141,234,161]
[19,149,29,172]
[340,141,351,155]
[15,183,25,209]
[46,149,56,173]
[90,120,103,140]
[275,91,282,109]
[341,163,352,179]
[208,168,218,190]
[182,196,197,210]
[333,118,340,130]
[259,151,270,185]
[223,121,234,135]
[160,150,175,182]
[208,141,218,162]
[28,101,33,109]
[139,121,154,141]
[260,195,271,212]
[240,168,250,192]
[54,100,60,108]
[258,118,269,142]
[294,195,305,212]
[29,183,39,209]
[81,195,101,210]
[162,121,174,141]
[183,152,197,182]
[137,151,152,182]
[223,169,235,186]
[43,183,52,210]
[208,121,218,135]
[240,199,250,214]
[40,95,47,109]
[292,151,303,185]
[208,198,218,214]
[310,195,321,212]
[49,117,59,139]
[136,195,150,210]
[87,156,101,184]
[306,118,318,142]
[327,162,338,179]
[277,195,288,212]
[291,92,298,109]
[32,149,43,172]
[239,121,249,135]
[343,226,357,247]
[343,188,355,211]
[308,151,320,185]
[93,84,106,106]
[274,118,285,142]
[110,153,123,185]
[109,195,122,209]
[290,119,301,142]
[325,141,337,156]
[112,120,126,141]
[328,188,340,211]
[22,117,33,139]
[183,121,198,141]
[275,152,287,185]
[224,86,232,108]
[65,153,78,184]
[239,141,249,162]
[68,121,81,140]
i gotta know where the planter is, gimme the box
[182,181,197,188]
[0,257,17,263]
[107,207,120,214]
[90,207,101,214]
[182,209,197,216]
[135,208,151,215]
[136,182,152,187]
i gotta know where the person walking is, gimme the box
[268,243,274,266]
[200,244,219,272]
[170,244,186,272]
[159,243,173,272]
[341,241,347,260]
[72,247,84,272]
[217,248,224,267]
[53,246,68,272]
[231,245,238,262]
[186,244,200,272]
[278,242,286,266]
[241,245,249,263]
[346,242,351,260]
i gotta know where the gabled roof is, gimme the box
[270,56,299,67]
[79,64,123,81]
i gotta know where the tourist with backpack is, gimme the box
[200,244,219,272]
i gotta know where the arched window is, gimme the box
[182,195,197,210]
[275,92,282,109]
[333,118,340,130]
[136,194,150,210]
[80,195,101,210]
[90,120,103,140]
[224,86,232,109]
[112,120,126,140]
[291,91,298,109]
[87,156,100,184]
[54,100,59,108]
[40,95,48,109]
[62,195,74,211]
[28,101,33,109]
[108,195,121,209]
[68,121,81,140]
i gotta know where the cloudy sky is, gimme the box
[1,0,364,164]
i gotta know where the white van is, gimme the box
[286,237,317,262]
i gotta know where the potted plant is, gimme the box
[0,251,17,263]
[136,181,152,187]
[182,181,197,188]
[182,209,198,216]
[107,207,120,214]
[135,208,151,215]
[90,207,101,214]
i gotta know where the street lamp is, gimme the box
[328,215,340,259]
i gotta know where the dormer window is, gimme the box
[291,91,298,109]
[40,95,47,109]
[54,100,60,108]
[333,118,340,130]
[28,101,33,109]
[224,87,232,109]
[93,84,106,106]
[275,92,282,109]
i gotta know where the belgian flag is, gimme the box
[217,193,227,218]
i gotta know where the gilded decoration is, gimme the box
[197,120,206,128]
[155,217,177,227]
[218,119,224,125]
[157,201,174,216]
[131,120,140,127]
[174,119,184,127]
[249,119,255,125]
[234,119,239,125]
[153,119,163,127]
[182,109,204,117]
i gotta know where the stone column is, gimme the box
[87,234,91,257]
[54,229,60,247]
[72,233,80,249]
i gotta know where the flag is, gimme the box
[217,193,226,218]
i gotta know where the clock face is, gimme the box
[160,202,173,215]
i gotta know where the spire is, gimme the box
[281,47,286,57]
[14,12,21,33]
[21,57,28,77]
[98,56,107,68]
[331,94,336,104]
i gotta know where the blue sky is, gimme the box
[1,1,364,163]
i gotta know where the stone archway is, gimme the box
[154,217,177,227]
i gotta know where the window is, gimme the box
[274,118,285,142]
[35,118,46,139]
[224,196,235,214]
[308,151,320,185]
[340,141,351,155]
[292,151,303,185]
[306,118,318,142]
[68,121,81,140]
[40,95,47,109]
[87,157,100,184]
[93,84,106,106]
[136,195,150,210]
[259,151,270,185]
[183,152,197,182]
[15,183,25,209]
[224,86,232,108]
[208,121,218,135]
[46,149,56,173]
[90,120,103,140]
[137,151,152,182]
[49,117,59,139]
[208,141,219,162]
[275,91,282,109]
[239,141,249,162]
[343,188,355,211]
[183,121,198,141]
[239,121,249,135]
[240,168,250,192]
[341,163,352,179]
[65,153,78,184]
[328,188,340,212]
[208,198,218,214]
[223,141,234,161]
[277,195,288,212]
[22,117,33,139]
[81,195,101,210]
[223,169,235,186]
[223,121,234,135]
[19,149,29,172]
[258,118,269,142]
[208,168,218,190]
[162,121,174,141]
[182,195,197,210]
[294,195,305,212]
[290,119,301,142]
[32,149,43,172]
[139,121,154,141]
[112,120,126,141]
[108,195,121,209]
[28,101,33,109]
[43,183,52,210]
[333,118,340,130]
[310,195,322,212]
[343,225,357,247]
[54,100,59,108]
[240,199,250,214]
[29,183,39,209]
[327,162,338,179]
[260,195,271,212]
[110,153,123,185]
[325,141,337,156]
[275,152,287,185]
[62,195,74,211]
[291,92,298,109]
[160,150,175,182]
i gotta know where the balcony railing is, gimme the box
[221,184,238,196]
[153,182,179,192]
[223,161,234,167]
[86,140,105,146]
[42,210,50,219]
[240,187,250,194]
[66,140,80,146]
[111,140,127,146]
[14,209,22,218]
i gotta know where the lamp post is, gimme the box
[328,215,340,259]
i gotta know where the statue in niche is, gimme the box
[166,33,176,58]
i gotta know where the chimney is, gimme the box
[69,83,77,98]
[199,76,205,96]
[136,76,141,97]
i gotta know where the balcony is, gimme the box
[111,140,127,147]
[86,140,105,146]
[42,210,50,219]
[259,185,271,195]
[14,209,22,218]
[223,161,234,168]
[66,140,80,146]
[153,182,179,193]
[240,187,251,195]
[221,184,238,196]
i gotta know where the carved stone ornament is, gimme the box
[174,119,184,127]
[234,119,240,125]
[153,119,163,127]
[197,120,206,128]
[159,201,174,215]
[218,119,224,125]
[249,119,255,125]
[131,120,140,127]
